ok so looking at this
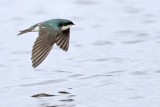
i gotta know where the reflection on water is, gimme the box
[32,93,56,97]
[0,0,160,107]
[32,91,76,107]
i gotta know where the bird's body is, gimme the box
[18,19,74,68]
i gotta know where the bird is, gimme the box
[18,19,75,68]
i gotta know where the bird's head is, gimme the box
[60,19,75,31]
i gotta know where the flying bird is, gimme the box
[18,19,74,68]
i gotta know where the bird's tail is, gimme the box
[17,28,32,36]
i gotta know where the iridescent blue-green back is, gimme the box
[43,19,72,31]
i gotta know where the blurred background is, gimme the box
[0,0,160,107]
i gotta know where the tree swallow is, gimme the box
[18,19,75,68]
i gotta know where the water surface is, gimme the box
[0,0,160,107]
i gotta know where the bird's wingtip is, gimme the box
[32,65,36,68]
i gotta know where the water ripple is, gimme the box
[20,79,67,87]
[93,40,114,46]
[75,0,99,5]
[122,40,144,44]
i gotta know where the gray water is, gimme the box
[0,0,160,107]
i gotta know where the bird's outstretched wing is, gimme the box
[56,28,70,51]
[31,24,58,68]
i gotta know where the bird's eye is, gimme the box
[59,23,63,27]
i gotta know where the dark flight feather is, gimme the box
[31,24,56,68]
[56,28,70,51]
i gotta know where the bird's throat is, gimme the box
[61,25,72,31]
[32,26,39,32]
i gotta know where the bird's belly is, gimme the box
[32,26,39,32]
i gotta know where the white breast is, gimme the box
[61,25,72,31]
